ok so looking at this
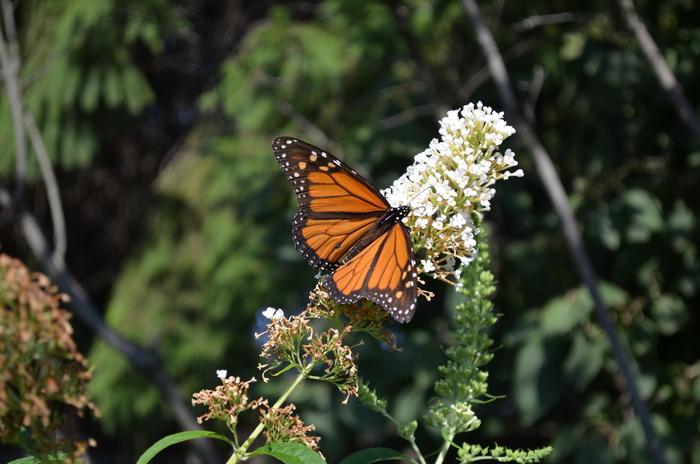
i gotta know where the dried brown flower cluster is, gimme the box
[191,376,262,432]
[259,403,320,451]
[0,254,95,462]
[307,284,398,350]
[303,326,358,402]
[257,312,314,377]
[256,294,361,401]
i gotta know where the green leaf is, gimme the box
[651,294,688,335]
[561,32,586,60]
[541,289,591,336]
[514,339,562,424]
[136,430,233,464]
[250,441,326,464]
[564,332,605,391]
[8,456,66,463]
[624,189,663,242]
[338,447,407,464]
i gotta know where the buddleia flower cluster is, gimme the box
[255,297,360,402]
[382,102,522,283]
[191,375,262,433]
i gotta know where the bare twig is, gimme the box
[0,0,17,62]
[389,1,449,117]
[514,12,577,32]
[379,103,435,131]
[24,112,67,262]
[275,99,339,153]
[457,38,537,101]
[617,0,700,141]
[460,0,667,463]
[0,0,26,200]
[524,65,545,124]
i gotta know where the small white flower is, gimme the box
[421,259,436,273]
[262,307,285,320]
[450,214,467,229]
[216,369,227,380]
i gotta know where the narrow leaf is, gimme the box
[339,447,408,464]
[136,430,233,464]
[8,454,66,463]
[250,441,326,464]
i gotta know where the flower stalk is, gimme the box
[226,361,316,464]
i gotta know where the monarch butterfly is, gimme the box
[273,136,418,323]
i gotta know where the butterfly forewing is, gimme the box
[273,136,388,271]
[273,136,418,322]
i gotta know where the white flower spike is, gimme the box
[382,102,521,283]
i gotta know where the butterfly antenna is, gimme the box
[408,186,432,207]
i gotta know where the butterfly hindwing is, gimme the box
[327,223,418,323]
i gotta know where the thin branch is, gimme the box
[617,0,700,141]
[275,99,339,153]
[459,1,667,463]
[378,103,435,131]
[0,0,26,200]
[514,12,577,32]
[24,112,67,262]
[389,1,449,117]
[0,0,18,61]
[457,38,537,101]
[523,65,545,124]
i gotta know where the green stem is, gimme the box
[433,433,454,464]
[380,412,426,464]
[226,362,315,464]
[408,435,428,464]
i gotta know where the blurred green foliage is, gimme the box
[1,0,699,462]
[0,0,176,175]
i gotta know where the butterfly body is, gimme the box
[273,136,418,323]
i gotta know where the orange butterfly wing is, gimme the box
[327,223,418,323]
[273,136,417,322]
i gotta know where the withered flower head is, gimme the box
[256,312,314,381]
[303,326,359,403]
[0,254,95,462]
[191,375,262,433]
[307,284,398,350]
[259,403,320,451]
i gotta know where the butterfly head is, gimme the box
[383,205,411,225]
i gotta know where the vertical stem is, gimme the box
[226,362,315,464]
[617,0,700,141]
[433,434,453,464]
[0,0,27,200]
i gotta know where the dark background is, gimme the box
[1,0,698,462]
